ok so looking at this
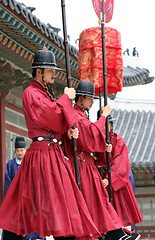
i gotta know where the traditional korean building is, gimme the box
[0,0,154,238]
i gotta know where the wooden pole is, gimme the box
[61,0,81,190]
[101,0,113,204]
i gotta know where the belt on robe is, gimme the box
[32,137,62,145]
[83,151,97,160]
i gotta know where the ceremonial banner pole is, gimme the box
[79,0,122,202]
[61,0,81,190]
[101,0,113,204]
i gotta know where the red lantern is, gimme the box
[78,27,123,94]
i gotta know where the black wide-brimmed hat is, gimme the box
[31,48,64,71]
[15,136,26,149]
[76,80,99,99]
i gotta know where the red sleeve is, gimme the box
[75,115,107,153]
[23,90,77,133]
[108,136,130,191]
[95,151,107,167]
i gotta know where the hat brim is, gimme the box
[76,92,99,99]
[25,66,65,71]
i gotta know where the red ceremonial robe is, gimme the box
[64,104,123,234]
[97,133,143,227]
[0,80,101,239]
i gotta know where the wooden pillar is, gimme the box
[0,98,6,204]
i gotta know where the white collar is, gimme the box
[15,156,22,165]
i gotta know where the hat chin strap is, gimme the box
[42,75,56,101]
[80,97,90,119]
[80,97,85,112]
[85,109,90,120]
[110,123,114,144]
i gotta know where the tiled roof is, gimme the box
[109,67,154,99]
[123,66,154,87]
[0,0,79,58]
[112,109,155,168]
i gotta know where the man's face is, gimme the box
[43,68,56,85]
[82,96,94,110]
[15,148,26,160]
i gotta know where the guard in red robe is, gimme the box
[0,50,101,240]
[97,114,143,237]
[64,80,140,240]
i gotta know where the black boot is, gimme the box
[105,235,111,240]
[3,230,23,240]
[53,237,64,240]
[106,228,141,240]
[106,228,126,240]
[123,229,141,240]
[54,237,75,240]
[131,233,141,240]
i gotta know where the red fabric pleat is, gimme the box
[0,142,100,239]
[112,182,143,227]
[67,155,123,234]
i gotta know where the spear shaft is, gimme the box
[101,0,113,204]
[61,0,81,190]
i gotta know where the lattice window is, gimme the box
[5,107,27,130]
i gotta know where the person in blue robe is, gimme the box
[129,169,136,233]
[129,169,135,194]
[153,168,155,184]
